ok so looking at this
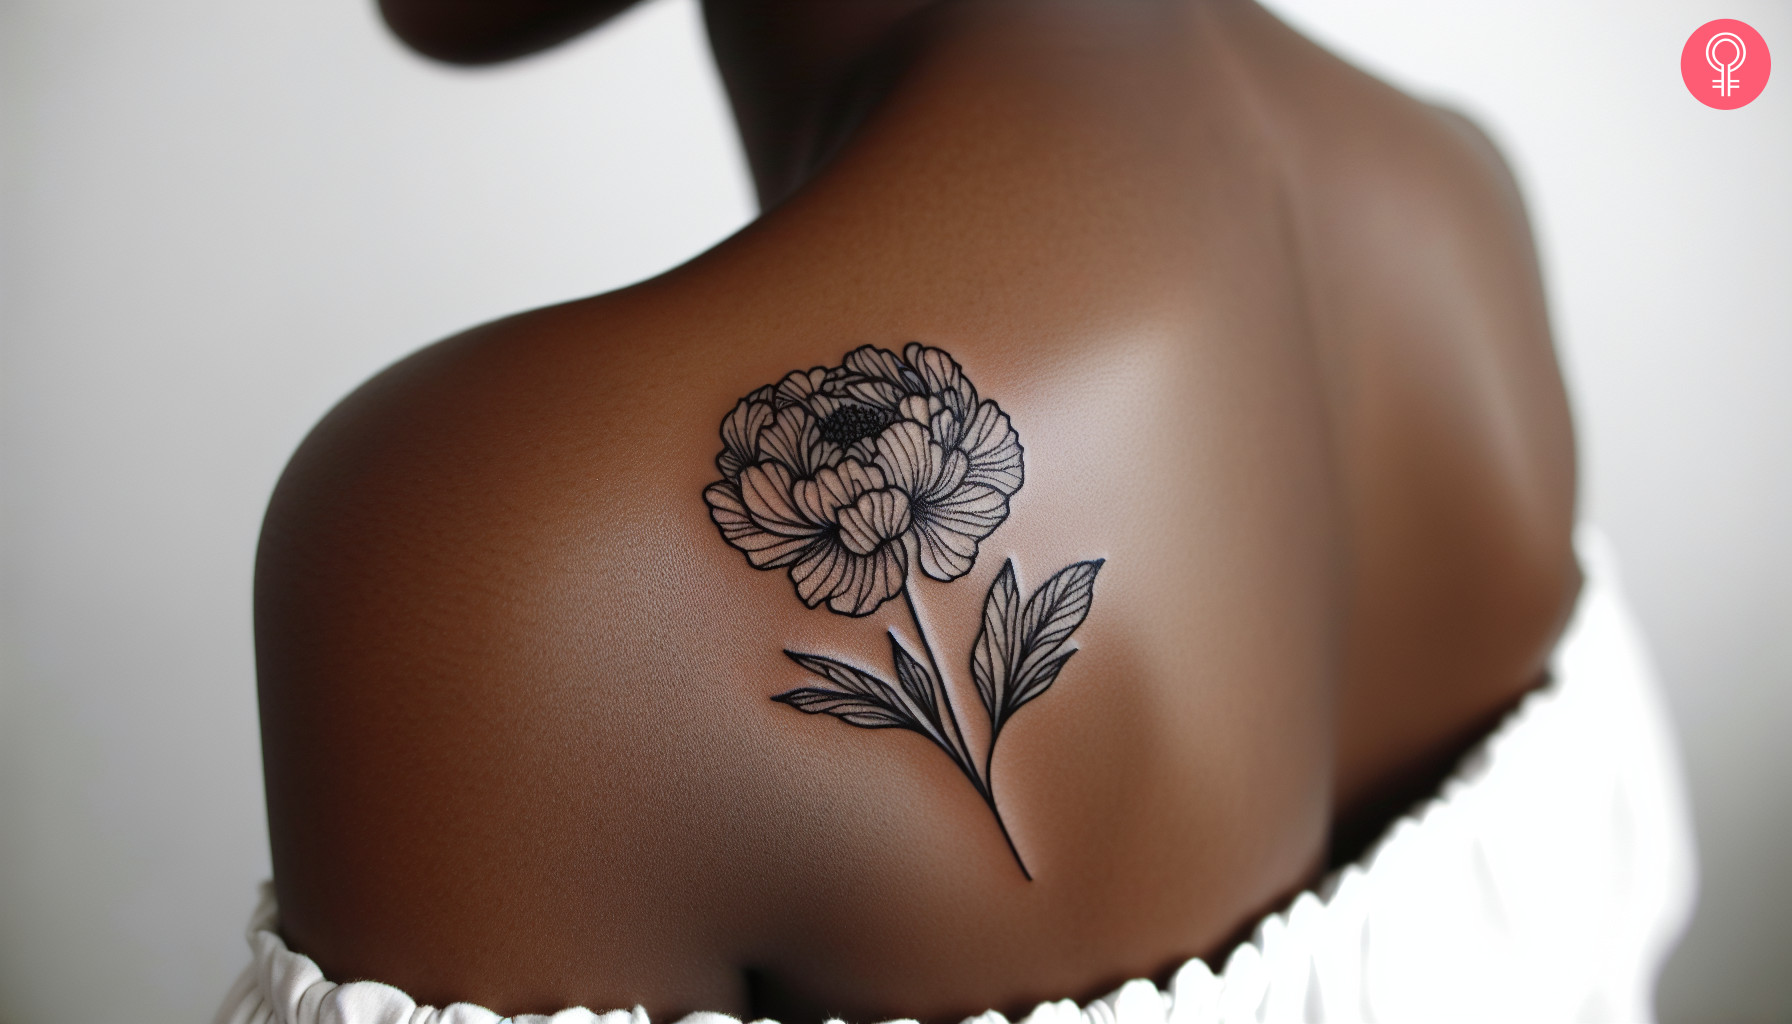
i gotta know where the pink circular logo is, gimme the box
[1682,19,1770,109]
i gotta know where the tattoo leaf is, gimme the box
[889,632,940,726]
[1018,559,1104,666]
[978,558,1104,737]
[775,651,919,731]
[773,687,916,729]
[971,559,1022,726]
[1010,648,1077,712]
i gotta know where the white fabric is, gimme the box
[216,526,1695,1024]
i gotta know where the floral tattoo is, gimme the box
[703,343,1103,879]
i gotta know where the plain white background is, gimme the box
[0,1,1785,1021]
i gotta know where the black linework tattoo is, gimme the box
[702,343,1104,879]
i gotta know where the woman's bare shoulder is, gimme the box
[1223,2,1580,823]
[253,10,1568,1009]
[254,213,1341,1016]
[254,288,796,1016]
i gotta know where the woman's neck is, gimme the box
[701,0,1200,211]
[701,0,940,210]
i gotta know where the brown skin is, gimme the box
[259,1,1578,1021]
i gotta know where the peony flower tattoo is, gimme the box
[703,343,1103,879]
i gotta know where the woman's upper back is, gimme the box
[254,2,1576,1021]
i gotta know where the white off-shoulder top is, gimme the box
[215,527,1695,1024]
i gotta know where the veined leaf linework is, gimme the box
[702,343,1105,879]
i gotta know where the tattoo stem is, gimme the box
[901,582,978,779]
[977,717,1029,879]
[902,580,1031,880]
[982,787,1032,881]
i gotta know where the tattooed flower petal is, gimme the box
[756,405,838,478]
[914,483,1008,581]
[704,479,816,568]
[899,394,932,425]
[792,459,885,525]
[739,462,822,537]
[843,345,923,396]
[792,535,908,615]
[716,387,776,481]
[872,420,940,495]
[837,488,912,556]
[904,343,978,420]
[960,399,1024,495]
[929,449,970,502]
[775,367,831,408]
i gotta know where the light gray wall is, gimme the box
[0,1,1785,1022]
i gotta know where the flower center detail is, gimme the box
[818,404,891,446]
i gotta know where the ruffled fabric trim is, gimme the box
[216,527,1694,1024]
